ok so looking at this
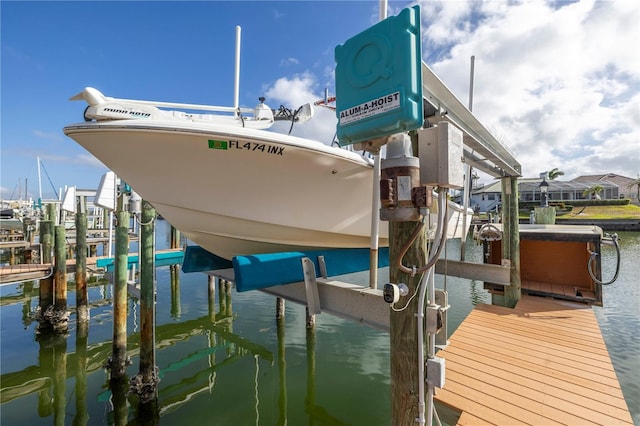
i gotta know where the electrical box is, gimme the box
[426,356,446,389]
[334,5,423,145]
[418,122,464,188]
[426,304,442,333]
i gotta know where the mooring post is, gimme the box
[501,176,521,308]
[136,201,159,400]
[276,297,285,320]
[111,206,130,379]
[305,306,316,329]
[170,225,181,249]
[39,219,54,311]
[390,220,427,425]
[46,202,57,224]
[75,196,89,322]
[53,225,67,295]
[53,225,68,331]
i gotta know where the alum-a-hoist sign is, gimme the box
[335,5,423,145]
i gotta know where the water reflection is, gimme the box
[74,322,89,426]
[2,225,636,424]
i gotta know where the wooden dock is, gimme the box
[434,295,633,425]
[0,249,183,285]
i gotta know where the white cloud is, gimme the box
[280,57,300,67]
[418,0,640,181]
[263,73,338,144]
[262,1,639,183]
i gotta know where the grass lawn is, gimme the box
[564,204,640,219]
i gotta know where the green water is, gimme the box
[1,222,638,425]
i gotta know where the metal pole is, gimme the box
[369,0,387,290]
[233,26,241,116]
[461,55,475,260]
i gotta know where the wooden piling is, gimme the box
[75,197,89,322]
[46,203,57,224]
[276,297,285,320]
[305,306,316,329]
[39,220,54,311]
[53,225,67,311]
[170,225,181,249]
[111,209,130,378]
[389,220,427,425]
[138,202,157,393]
[501,176,521,308]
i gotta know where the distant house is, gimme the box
[468,180,503,213]
[467,173,637,213]
[572,173,639,205]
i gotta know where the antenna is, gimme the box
[234,26,241,117]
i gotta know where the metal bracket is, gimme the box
[435,289,450,350]
[318,255,328,279]
[301,257,322,315]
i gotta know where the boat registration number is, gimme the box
[208,139,285,155]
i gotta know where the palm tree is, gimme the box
[627,177,640,201]
[574,184,604,215]
[548,168,564,180]
[583,184,603,200]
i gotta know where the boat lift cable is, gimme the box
[588,233,621,285]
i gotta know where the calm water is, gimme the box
[1,221,638,425]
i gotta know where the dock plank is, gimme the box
[434,295,633,425]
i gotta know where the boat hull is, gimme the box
[64,121,470,259]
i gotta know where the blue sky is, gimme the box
[2,0,639,200]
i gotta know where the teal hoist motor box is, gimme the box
[335,5,423,145]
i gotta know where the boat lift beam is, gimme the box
[203,257,511,333]
[421,61,521,178]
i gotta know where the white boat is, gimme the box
[63,87,471,260]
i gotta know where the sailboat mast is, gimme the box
[38,156,43,201]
